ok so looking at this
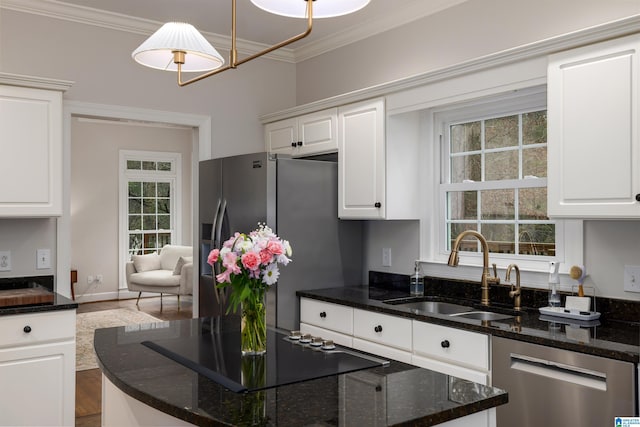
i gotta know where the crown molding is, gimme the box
[293,0,469,62]
[1,0,296,63]
[0,71,74,90]
[261,14,640,122]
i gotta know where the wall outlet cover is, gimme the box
[0,251,11,271]
[36,249,51,269]
[623,265,640,293]
[382,247,392,267]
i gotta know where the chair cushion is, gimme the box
[173,256,193,275]
[129,270,181,287]
[132,252,161,272]
[159,245,193,270]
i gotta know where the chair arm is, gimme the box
[125,261,137,285]
[179,263,194,295]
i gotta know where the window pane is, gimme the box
[157,199,170,214]
[519,224,556,256]
[143,215,156,230]
[523,111,547,145]
[127,160,141,170]
[448,191,477,220]
[523,146,547,178]
[157,182,170,197]
[451,122,481,153]
[485,150,518,181]
[143,182,156,197]
[128,182,141,197]
[144,234,157,249]
[129,234,142,253]
[449,223,478,252]
[143,161,156,171]
[483,224,515,254]
[143,199,156,214]
[158,215,170,230]
[128,198,141,214]
[481,189,514,220]
[158,162,172,171]
[519,188,548,220]
[128,215,141,230]
[451,154,481,183]
[158,233,171,247]
[485,115,518,149]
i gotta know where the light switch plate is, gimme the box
[37,249,51,269]
[382,247,392,267]
[0,251,11,271]
[623,265,640,293]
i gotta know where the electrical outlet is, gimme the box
[382,247,392,267]
[87,275,94,284]
[36,249,51,269]
[0,251,11,271]
[624,265,640,293]
[96,274,103,284]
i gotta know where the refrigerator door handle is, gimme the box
[210,198,222,304]
[211,199,221,243]
[215,199,229,307]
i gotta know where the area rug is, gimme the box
[76,308,162,371]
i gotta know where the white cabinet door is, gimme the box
[338,98,386,219]
[265,109,337,157]
[548,33,640,218]
[0,310,76,426]
[0,85,63,216]
[300,322,353,347]
[297,108,337,156]
[300,297,353,335]
[265,117,298,155]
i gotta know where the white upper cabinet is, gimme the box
[338,99,419,220]
[0,75,70,217]
[547,33,640,218]
[265,108,337,157]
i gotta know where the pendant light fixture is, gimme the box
[131,0,370,87]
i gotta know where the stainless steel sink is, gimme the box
[449,311,514,321]
[384,300,474,315]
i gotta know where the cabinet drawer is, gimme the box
[412,321,489,371]
[353,309,412,351]
[352,337,412,364]
[300,298,353,335]
[0,310,75,348]
[300,322,353,348]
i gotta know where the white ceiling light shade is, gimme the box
[132,22,224,72]
[251,0,371,18]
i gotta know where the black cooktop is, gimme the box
[142,317,387,393]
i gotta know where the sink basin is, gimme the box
[449,311,514,321]
[384,300,474,315]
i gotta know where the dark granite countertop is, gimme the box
[0,293,77,315]
[297,286,640,364]
[0,275,77,315]
[95,316,508,426]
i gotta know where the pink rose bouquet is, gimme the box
[207,223,292,354]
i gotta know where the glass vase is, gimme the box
[241,288,267,356]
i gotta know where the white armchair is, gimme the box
[125,244,193,309]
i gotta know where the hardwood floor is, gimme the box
[75,296,192,427]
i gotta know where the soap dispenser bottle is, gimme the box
[410,261,424,296]
[548,261,561,307]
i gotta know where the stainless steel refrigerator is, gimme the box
[199,152,363,330]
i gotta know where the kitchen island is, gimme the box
[95,315,508,426]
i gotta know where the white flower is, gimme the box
[277,254,291,266]
[262,263,280,285]
[283,240,293,257]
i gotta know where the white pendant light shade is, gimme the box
[251,0,371,18]
[132,22,224,72]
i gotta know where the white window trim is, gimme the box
[418,86,583,289]
[118,150,182,290]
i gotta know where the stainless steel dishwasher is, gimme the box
[492,336,637,426]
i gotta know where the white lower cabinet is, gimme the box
[352,308,412,363]
[299,297,354,347]
[0,310,76,426]
[412,320,490,385]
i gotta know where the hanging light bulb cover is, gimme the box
[251,0,370,18]
[132,22,225,72]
